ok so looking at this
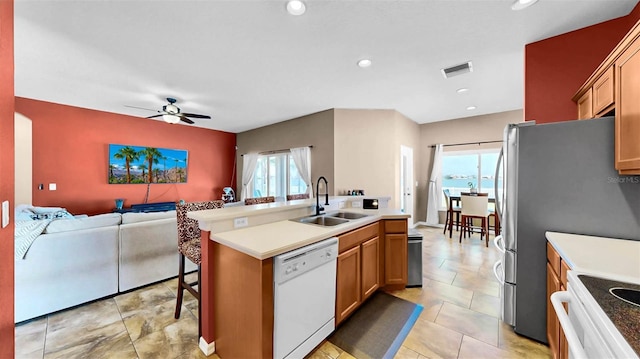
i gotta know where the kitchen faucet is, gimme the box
[316,176,329,216]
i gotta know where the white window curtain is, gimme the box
[290,147,313,198]
[426,144,444,225]
[241,153,259,201]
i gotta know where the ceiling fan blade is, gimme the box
[125,105,157,112]
[181,112,211,119]
[146,114,164,119]
[178,115,195,124]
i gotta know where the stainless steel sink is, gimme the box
[609,287,640,307]
[326,212,371,220]
[293,215,349,226]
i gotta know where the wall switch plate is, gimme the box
[351,201,362,208]
[234,217,248,228]
[49,183,57,191]
[2,201,9,228]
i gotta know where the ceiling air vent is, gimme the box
[441,61,473,79]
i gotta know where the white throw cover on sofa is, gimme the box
[44,212,122,233]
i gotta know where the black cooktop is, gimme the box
[578,275,640,356]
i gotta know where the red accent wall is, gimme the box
[15,98,236,215]
[524,3,640,124]
[0,0,14,356]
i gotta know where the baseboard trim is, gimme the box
[414,221,443,228]
[199,337,215,356]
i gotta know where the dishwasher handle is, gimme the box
[550,291,588,359]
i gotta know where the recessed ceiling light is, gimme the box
[357,59,372,68]
[466,106,477,111]
[286,0,306,16]
[457,88,469,94]
[511,0,539,11]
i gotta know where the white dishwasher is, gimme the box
[273,237,338,359]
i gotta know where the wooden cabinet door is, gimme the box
[336,245,361,325]
[385,234,407,285]
[546,262,561,359]
[615,38,640,174]
[577,88,593,119]
[361,236,380,301]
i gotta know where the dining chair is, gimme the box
[488,204,500,236]
[286,193,309,201]
[174,200,225,337]
[459,194,490,247]
[443,189,461,238]
[244,196,276,205]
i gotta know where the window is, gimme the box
[440,149,502,208]
[250,153,308,199]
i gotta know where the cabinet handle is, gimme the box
[550,291,588,359]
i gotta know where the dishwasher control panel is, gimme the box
[274,237,338,283]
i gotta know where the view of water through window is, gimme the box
[440,150,502,207]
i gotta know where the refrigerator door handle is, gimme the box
[494,146,504,222]
[493,260,504,285]
[493,235,505,253]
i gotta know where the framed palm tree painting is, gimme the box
[109,144,188,184]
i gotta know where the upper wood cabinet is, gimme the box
[573,19,640,175]
[615,34,640,174]
[592,66,615,115]
[574,66,613,119]
[577,88,593,120]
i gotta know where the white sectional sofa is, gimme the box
[15,210,196,323]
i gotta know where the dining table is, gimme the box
[446,192,500,239]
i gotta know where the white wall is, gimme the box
[15,113,32,205]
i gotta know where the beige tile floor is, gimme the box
[15,226,551,359]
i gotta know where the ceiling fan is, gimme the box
[129,97,211,125]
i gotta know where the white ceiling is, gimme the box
[14,0,639,133]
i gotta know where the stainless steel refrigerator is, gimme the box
[492,117,640,344]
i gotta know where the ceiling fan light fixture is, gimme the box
[286,0,306,15]
[162,114,181,124]
[511,0,539,11]
[164,104,179,114]
[357,59,372,68]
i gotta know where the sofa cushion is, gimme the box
[44,213,122,233]
[121,210,176,224]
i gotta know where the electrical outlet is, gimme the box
[49,183,57,191]
[2,201,9,228]
[234,217,248,228]
[352,201,362,208]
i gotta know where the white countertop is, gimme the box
[212,210,408,260]
[189,199,409,260]
[545,231,640,284]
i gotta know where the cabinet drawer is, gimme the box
[593,66,614,116]
[384,220,407,234]
[339,222,379,253]
[546,242,561,276]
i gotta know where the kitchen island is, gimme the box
[188,198,410,358]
